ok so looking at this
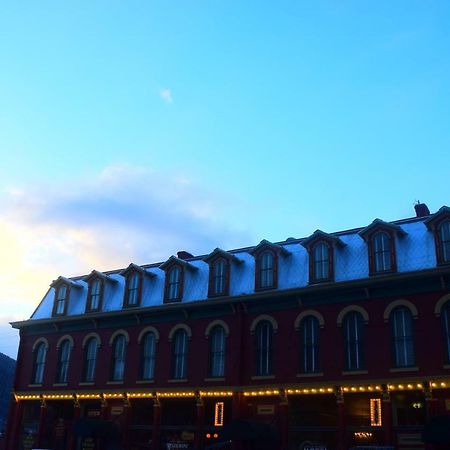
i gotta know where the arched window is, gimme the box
[299,316,319,373]
[442,302,450,364]
[312,242,330,281]
[125,272,141,307]
[172,329,188,379]
[343,312,365,371]
[210,258,227,296]
[255,320,273,376]
[54,285,68,316]
[167,266,182,301]
[32,342,47,384]
[111,335,127,381]
[259,251,275,289]
[83,337,98,382]
[88,279,102,311]
[56,340,72,383]
[140,332,156,380]
[209,326,226,377]
[372,231,392,273]
[391,306,414,367]
[439,221,450,264]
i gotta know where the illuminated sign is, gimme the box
[214,402,224,427]
[370,398,382,426]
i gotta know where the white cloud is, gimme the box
[0,164,252,355]
[159,88,173,103]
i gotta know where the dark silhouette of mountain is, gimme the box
[0,352,15,431]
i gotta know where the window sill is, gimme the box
[79,382,95,386]
[136,379,155,384]
[107,381,124,385]
[296,372,324,378]
[251,375,275,380]
[342,370,368,375]
[28,383,43,388]
[389,366,419,373]
[204,377,225,382]
[53,383,68,387]
[168,378,188,383]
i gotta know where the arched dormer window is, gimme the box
[50,276,83,317]
[83,270,118,313]
[424,206,450,266]
[160,255,198,303]
[249,240,291,291]
[120,263,154,309]
[203,248,243,298]
[359,219,406,276]
[301,230,345,283]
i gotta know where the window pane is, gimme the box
[34,343,46,384]
[343,312,364,371]
[212,259,226,295]
[209,326,225,377]
[443,303,450,364]
[90,279,101,310]
[255,321,273,375]
[313,243,329,280]
[127,273,140,306]
[112,335,126,381]
[300,316,319,373]
[391,307,414,367]
[57,340,71,383]
[56,285,67,314]
[440,221,450,262]
[141,332,156,380]
[172,330,188,379]
[373,232,391,272]
[168,267,181,300]
[84,338,98,382]
[260,252,274,288]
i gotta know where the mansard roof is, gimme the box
[50,276,83,289]
[82,270,118,284]
[301,229,346,249]
[203,248,243,264]
[160,255,198,272]
[358,218,407,241]
[249,239,291,257]
[424,205,450,230]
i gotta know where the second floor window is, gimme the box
[209,326,226,377]
[299,316,319,373]
[439,221,450,264]
[32,342,47,384]
[259,251,275,289]
[255,320,273,376]
[56,340,71,383]
[391,306,414,367]
[442,302,450,364]
[312,242,330,281]
[83,337,98,382]
[111,335,126,381]
[343,312,365,371]
[172,329,188,379]
[372,231,393,273]
[167,266,182,301]
[141,332,156,380]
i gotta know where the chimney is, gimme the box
[414,201,430,217]
[177,251,194,260]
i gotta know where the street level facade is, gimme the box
[6,203,450,450]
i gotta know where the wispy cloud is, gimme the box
[159,88,173,103]
[0,164,251,343]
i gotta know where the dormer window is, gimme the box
[125,272,141,307]
[55,285,68,315]
[301,230,344,284]
[359,219,406,276]
[203,248,242,298]
[167,266,182,301]
[161,255,198,303]
[424,206,450,266]
[438,220,450,264]
[83,270,117,313]
[259,250,275,289]
[249,240,291,291]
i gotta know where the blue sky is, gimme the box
[0,1,450,358]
